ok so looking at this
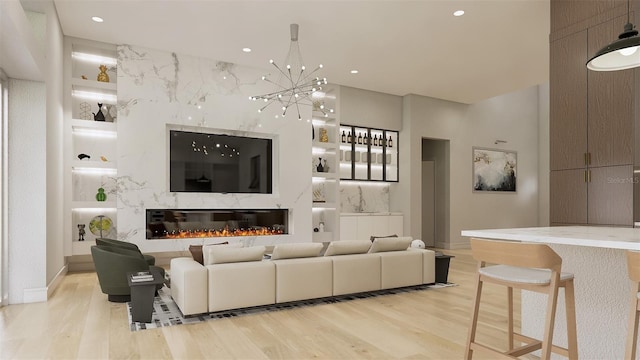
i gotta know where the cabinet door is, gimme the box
[357,216,377,241]
[587,165,633,226]
[550,169,588,224]
[388,215,403,237]
[339,216,358,241]
[550,30,588,171]
[588,15,634,167]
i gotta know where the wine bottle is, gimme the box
[388,136,393,148]
[373,135,378,146]
[347,131,352,143]
[357,132,363,144]
[363,133,368,145]
[341,131,346,143]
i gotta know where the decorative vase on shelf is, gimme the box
[93,103,106,121]
[97,64,110,82]
[77,224,86,241]
[316,157,324,173]
[319,128,328,143]
[96,188,107,202]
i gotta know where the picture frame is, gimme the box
[472,147,517,192]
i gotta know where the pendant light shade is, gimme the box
[587,22,640,71]
[587,0,640,72]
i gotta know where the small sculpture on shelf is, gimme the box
[93,103,106,121]
[77,153,90,160]
[79,102,92,120]
[319,128,328,143]
[77,224,86,241]
[97,64,110,82]
[316,157,324,173]
[96,187,107,202]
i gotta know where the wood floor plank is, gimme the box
[0,248,525,359]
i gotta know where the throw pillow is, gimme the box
[370,234,398,242]
[271,243,323,260]
[188,241,230,265]
[368,237,412,253]
[207,246,266,265]
[324,240,372,256]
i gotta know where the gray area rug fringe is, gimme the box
[127,282,457,331]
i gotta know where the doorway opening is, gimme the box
[421,138,450,248]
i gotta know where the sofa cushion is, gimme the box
[368,236,412,253]
[206,246,265,265]
[324,240,372,256]
[271,243,323,260]
[202,242,242,265]
[189,242,229,265]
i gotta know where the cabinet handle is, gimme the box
[588,152,591,165]
[584,153,588,166]
[588,170,591,183]
[584,170,587,183]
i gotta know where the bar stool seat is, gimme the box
[465,238,578,360]
[479,265,574,284]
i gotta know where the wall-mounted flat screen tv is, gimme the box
[169,130,272,194]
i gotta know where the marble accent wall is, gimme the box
[340,183,390,213]
[117,45,312,252]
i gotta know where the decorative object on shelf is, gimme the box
[81,75,87,80]
[77,153,91,160]
[97,64,110,82]
[411,239,426,249]
[318,221,325,232]
[586,0,640,71]
[103,104,115,122]
[312,125,315,140]
[96,187,107,202]
[313,227,319,232]
[79,102,92,120]
[77,224,86,241]
[341,131,346,143]
[100,156,108,162]
[312,185,325,202]
[249,24,328,121]
[388,136,393,147]
[89,215,113,238]
[93,103,106,121]
[472,147,517,192]
[319,128,328,143]
[316,157,324,173]
[322,158,329,172]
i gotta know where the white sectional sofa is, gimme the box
[170,237,436,316]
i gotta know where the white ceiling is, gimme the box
[51,0,550,104]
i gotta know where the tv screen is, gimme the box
[169,130,272,194]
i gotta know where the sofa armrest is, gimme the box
[408,248,436,284]
[170,257,208,316]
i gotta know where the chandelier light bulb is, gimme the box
[261,76,266,80]
[319,64,323,68]
[269,59,274,64]
[287,65,291,69]
[302,66,306,70]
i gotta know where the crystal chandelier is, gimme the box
[250,24,329,121]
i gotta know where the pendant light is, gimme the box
[587,0,640,71]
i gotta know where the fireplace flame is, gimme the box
[162,226,284,239]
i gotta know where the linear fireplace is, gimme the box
[146,209,288,239]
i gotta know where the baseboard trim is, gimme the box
[23,287,47,303]
[47,264,68,298]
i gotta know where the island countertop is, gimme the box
[461,225,640,250]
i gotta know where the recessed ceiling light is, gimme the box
[453,10,465,17]
[350,70,359,74]
[242,48,252,53]
[91,16,104,23]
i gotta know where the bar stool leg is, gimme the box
[625,283,639,360]
[541,279,560,360]
[508,286,514,351]
[564,279,578,360]
[465,272,484,360]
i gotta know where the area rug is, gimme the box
[127,282,457,331]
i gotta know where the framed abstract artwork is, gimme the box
[472,147,517,192]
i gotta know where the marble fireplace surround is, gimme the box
[116,45,312,252]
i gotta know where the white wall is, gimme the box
[340,86,402,130]
[8,79,47,303]
[117,45,312,252]
[395,85,544,248]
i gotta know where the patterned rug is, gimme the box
[127,282,457,331]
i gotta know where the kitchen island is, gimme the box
[461,226,640,359]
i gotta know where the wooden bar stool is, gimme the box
[626,250,640,360]
[465,238,578,360]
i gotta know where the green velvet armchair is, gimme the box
[96,237,156,266]
[91,245,165,302]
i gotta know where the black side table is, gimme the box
[127,269,164,323]
[435,254,455,284]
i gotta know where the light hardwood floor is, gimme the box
[0,249,524,359]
